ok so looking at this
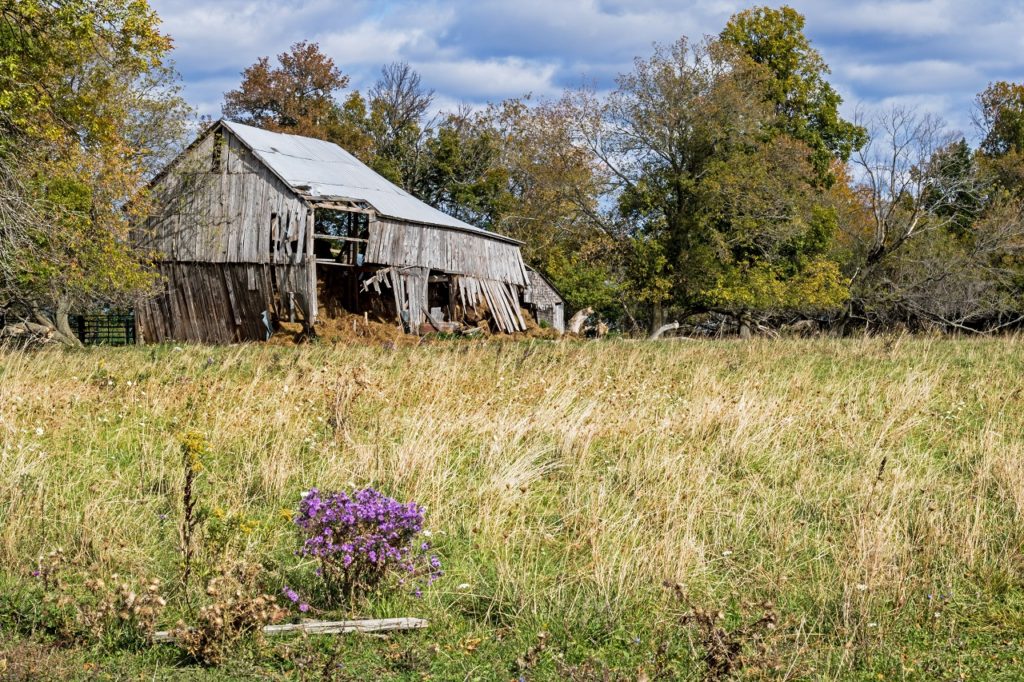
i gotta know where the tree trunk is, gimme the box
[33,300,82,346]
[649,301,665,336]
[54,299,80,345]
[737,312,752,340]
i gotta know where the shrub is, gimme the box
[665,582,781,680]
[79,575,167,647]
[294,488,442,604]
[172,562,285,666]
[25,550,167,647]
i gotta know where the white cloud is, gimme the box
[416,57,560,101]
[841,60,979,95]
[149,0,1024,137]
[317,11,451,69]
[806,1,957,37]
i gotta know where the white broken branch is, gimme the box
[152,617,429,643]
[567,307,593,335]
[649,321,679,340]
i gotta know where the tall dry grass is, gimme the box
[1,336,1022,671]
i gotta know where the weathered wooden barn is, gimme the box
[134,119,562,343]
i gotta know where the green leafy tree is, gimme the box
[721,5,866,185]
[691,137,847,334]
[419,109,514,229]
[0,0,190,344]
[978,81,1024,157]
[923,138,982,239]
[333,91,375,161]
[572,37,847,334]
[976,81,1024,195]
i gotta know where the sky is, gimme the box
[149,0,1024,139]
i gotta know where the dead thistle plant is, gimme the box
[172,561,286,666]
[665,582,780,680]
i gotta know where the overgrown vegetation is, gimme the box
[217,7,1024,336]
[0,0,191,343]
[3,3,1024,340]
[2,338,1024,678]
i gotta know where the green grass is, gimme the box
[1,336,1024,679]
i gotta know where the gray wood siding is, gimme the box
[135,125,318,343]
[138,128,310,266]
[524,269,566,333]
[137,262,311,343]
[365,219,529,287]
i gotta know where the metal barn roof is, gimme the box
[221,120,517,242]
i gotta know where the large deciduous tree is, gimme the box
[223,41,349,138]
[0,0,191,344]
[721,5,866,185]
[571,37,848,334]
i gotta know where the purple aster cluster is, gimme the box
[294,488,442,601]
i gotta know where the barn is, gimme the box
[134,119,562,343]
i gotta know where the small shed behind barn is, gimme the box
[523,267,566,333]
[135,120,535,343]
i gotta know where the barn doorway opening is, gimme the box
[312,208,396,321]
[313,208,367,317]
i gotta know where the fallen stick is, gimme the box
[153,617,428,643]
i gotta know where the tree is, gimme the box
[484,97,621,320]
[849,107,964,271]
[975,81,1024,195]
[0,0,190,344]
[978,81,1024,157]
[419,108,512,228]
[843,106,1024,330]
[923,138,981,239]
[369,62,434,141]
[689,135,847,335]
[364,62,435,189]
[223,41,349,138]
[569,37,847,334]
[333,91,375,161]
[721,5,866,185]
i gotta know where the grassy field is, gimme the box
[1,336,1024,680]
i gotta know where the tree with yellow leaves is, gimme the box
[0,0,190,344]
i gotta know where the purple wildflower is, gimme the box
[293,487,442,601]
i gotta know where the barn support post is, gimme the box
[304,208,317,329]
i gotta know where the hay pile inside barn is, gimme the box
[267,314,413,347]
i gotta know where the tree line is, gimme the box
[3,2,1024,340]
